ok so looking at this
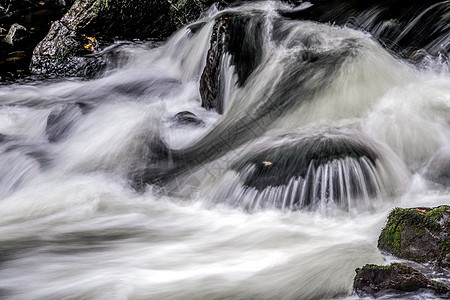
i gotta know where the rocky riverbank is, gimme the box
[353,206,450,298]
[2,0,448,81]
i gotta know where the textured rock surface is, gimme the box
[173,111,204,126]
[378,206,450,268]
[169,0,236,29]
[354,263,449,296]
[199,11,264,113]
[30,0,173,76]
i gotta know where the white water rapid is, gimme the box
[0,1,449,299]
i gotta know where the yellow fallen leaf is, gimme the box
[83,43,94,51]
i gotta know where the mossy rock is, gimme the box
[378,206,450,267]
[353,263,449,297]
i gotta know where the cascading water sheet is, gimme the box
[0,1,449,299]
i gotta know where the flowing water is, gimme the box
[0,1,449,299]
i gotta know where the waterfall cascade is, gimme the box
[0,1,449,299]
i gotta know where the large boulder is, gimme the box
[353,263,449,297]
[29,0,174,77]
[378,206,450,268]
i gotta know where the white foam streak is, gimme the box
[0,2,448,300]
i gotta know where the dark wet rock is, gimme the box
[173,111,204,126]
[353,263,449,297]
[46,102,91,142]
[232,130,378,191]
[169,0,237,29]
[199,11,264,113]
[0,0,72,20]
[30,18,105,77]
[210,129,397,211]
[29,0,173,77]
[170,0,216,29]
[2,23,30,45]
[378,206,450,268]
[0,1,72,81]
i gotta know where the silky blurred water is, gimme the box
[0,1,449,299]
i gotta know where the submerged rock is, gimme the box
[128,136,171,191]
[208,128,409,211]
[353,263,449,297]
[422,149,450,187]
[46,102,91,142]
[378,206,450,268]
[233,130,378,192]
[199,11,264,113]
[173,111,204,126]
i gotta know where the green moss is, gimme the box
[438,237,450,266]
[378,208,406,255]
[426,205,450,221]
[362,262,406,270]
[378,207,443,255]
